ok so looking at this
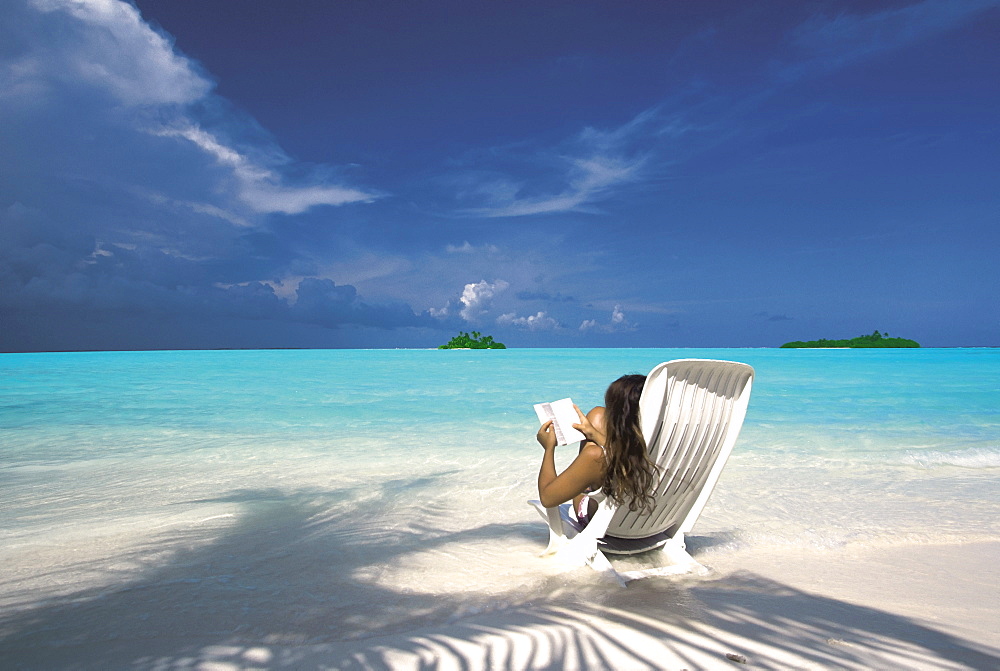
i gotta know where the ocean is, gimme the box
[2,347,998,651]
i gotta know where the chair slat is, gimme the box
[602,360,753,544]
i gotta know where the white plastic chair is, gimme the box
[529,359,754,584]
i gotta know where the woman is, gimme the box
[536,374,657,526]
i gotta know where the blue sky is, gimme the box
[1,0,998,351]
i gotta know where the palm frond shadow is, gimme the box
[2,477,998,670]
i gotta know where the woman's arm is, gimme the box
[536,419,606,508]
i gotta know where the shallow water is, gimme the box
[1,348,998,644]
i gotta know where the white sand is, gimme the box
[2,538,997,669]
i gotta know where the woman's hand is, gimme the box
[536,420,557,450]
[572,404,607,447]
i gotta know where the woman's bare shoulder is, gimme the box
[579,441,606,464]
[586,406,606,430]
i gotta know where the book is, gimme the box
[533,398,585,446]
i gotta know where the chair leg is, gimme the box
[659,536,700,568]
[587,549,627,587]
[615,538,709,583]
[540,505,567,556]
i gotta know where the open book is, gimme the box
[533,398,586,446]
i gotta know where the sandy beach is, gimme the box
[3,348,998,669]
[3,519,998,670]
[295,541,1000,670]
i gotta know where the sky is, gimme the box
[1,0,998,351]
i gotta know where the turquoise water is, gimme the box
[1,348,999,628]
[4,347,997,462]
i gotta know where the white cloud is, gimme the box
[781,0,999,82]
[0,55,49,107]
[577,107,664,153]
[153,124,378,215]
[239,182,377,215]
[7,1,379,222]
[153,125,272,183]
[497,311,559,331]
[187,202,252,228]
[133,187,252,228]
[28,0,212,105]
[611,304,626,325]
[451,102,668,219]
[580,304,634,332]
[445,241,500,254]
[464,153,646,218]
[459,279,509,321]
[450,0,997,223]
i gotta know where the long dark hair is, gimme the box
[601,374,657,513]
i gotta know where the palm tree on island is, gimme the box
[781,330,919,348]
[438,331,506,349]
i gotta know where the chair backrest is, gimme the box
[605,359,754,540]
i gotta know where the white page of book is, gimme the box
[533,398,586,446]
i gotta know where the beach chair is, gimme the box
[529,359,754,585]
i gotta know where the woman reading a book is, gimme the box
[536,374,656,526]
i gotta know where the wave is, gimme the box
[900,447,1000,469]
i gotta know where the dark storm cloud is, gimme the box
[0,0,422,351]
[291,278,429,329]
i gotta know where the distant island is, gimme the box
[439,331,506,349]
[781,330,919,348]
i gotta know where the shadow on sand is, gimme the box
[2,482,998,670]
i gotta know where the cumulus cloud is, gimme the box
[611,304,626,325]
[497,311,559,331]
[580,304,635,332]
[429,279,510,321]
[458,279,509,321]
